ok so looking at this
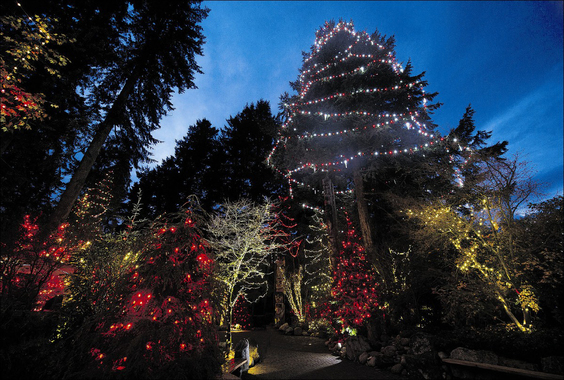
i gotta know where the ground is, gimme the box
[232,326,403,380]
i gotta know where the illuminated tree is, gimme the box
[407,155,545,332]
[56,202,220,379]
[232,295,252,330]
[322,216,379,336]
[268,19,440,276]
[0,12,71,142]
[1,174,113,315]
[281,265,306,323]
[0,214,68,312]
[205,199,288,332]
[302,213,333,317]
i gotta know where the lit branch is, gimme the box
[206,198,290,330]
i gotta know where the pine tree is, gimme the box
[268,20,440,276]
[44,0,210,235]
[130,118,221,219]
[219,100,283,203]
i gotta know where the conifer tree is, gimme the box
[268,20,440,276]
[44,0,210,235]
[320,216,379,336]
[219,100,282,203]
[57,201,220,379]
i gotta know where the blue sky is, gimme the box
[150,1,563,200]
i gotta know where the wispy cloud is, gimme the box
[482,75,563,197]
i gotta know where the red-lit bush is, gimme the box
[55,206,220,379]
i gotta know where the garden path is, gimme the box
[232,326,403,380]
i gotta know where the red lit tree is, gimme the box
[232,295,252,330]
[56,201,220,379]
[322,216,379,336]
[0,214,69,311]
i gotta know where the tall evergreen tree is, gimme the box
[268,20,440,276]
[43,0,209,235]
[220,100,282,203]
[130,118,221,219]
[0,1,110,240]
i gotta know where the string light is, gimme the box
[267,19,482,221]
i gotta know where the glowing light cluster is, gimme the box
[318,217,379,335]
[292,81,420,108]
[266,20,440,203]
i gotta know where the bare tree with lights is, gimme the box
[408,154,545,332]
[205,198,289,335]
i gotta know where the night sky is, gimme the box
[150,1,563,202]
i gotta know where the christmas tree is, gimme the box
[268,20,440,274]
[322,216,379,336]
[232,295,252,330]
[57,202,220,379]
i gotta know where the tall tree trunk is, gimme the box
[44,65,143,236]
[353,169,384,278]
[322,176,339,269]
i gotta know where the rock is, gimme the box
[369,352,389,368]
[381,345,397,357]
[400,337,410,346]
[400,355,407,366]
[391,363,403,374]
[359,352,369,364]
[450,347,498,365]
[403,352,443,380]
[234,338,250,372]
[345,336,372,361]
[438,351,448,360]
[380,334,390,345]
[541,356,564,375]
[302,330,309,336]
[279,323,289,332]
[294,327,303,336]
[367,356,376,367]
[340,346,347,359]
[409,332,434,355]
[285,326,294,335]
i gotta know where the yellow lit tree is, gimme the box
[205,199,289,333]
[407,154,544,332]
[281,265,305,323]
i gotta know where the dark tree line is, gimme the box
[1,0,209,241]
[128,100,284,219]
